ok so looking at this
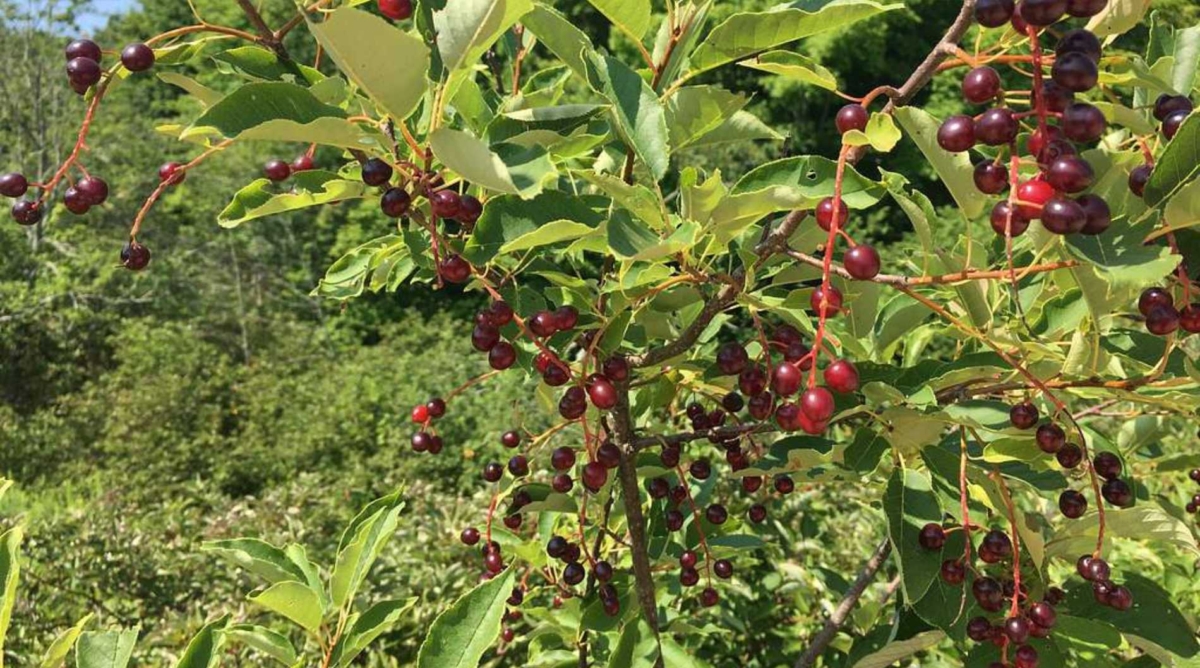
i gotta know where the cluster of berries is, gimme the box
[409,397,447,454]
[64,38,154,96]
[1137,287,1200,337]
[1128,95,1194,197]
[262,155,316,183]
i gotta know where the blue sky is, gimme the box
[77,0,138,33]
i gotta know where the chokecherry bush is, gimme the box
[4,0,1200,665]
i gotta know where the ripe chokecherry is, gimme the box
[1056,28,1101,62]
[1154,94,1194,121]
[1066,0,1105,16]
[1146,305,1180,336]
[975,0,1015,27]
[975,108,1019,146]
[748,504,767,523]
[76,176,108,205]
[483,462,503,482]
[587,376,617,409]
[973,576,1004,611]
[1036,423,1066,453]
[843,244,880,280]
[582,461,607,492]
[990,201,1030,237]
[460,527,480,545]
[714,559,733,579]
[919,523,946,550]
[430,189,462,219]
[1181,305,1200,333]
[488,342,516,369]
[835,104,868,134]
[438,254,471,283]
[1056,442,1083,469]
[1059,490,1088,518]
[458,195,483,226]
[1041,80,1075,112]
[1062,102,1106,142]
[1128,164,1152,197]
[381,187,411,217]
[1021,0,1067,25]
[967,616,992,642]
[602,355,629,381]
[530,310,557,337]
[815,197,848,231]
[0,173,28,198]
[159,162,186,185]
[65,39,102,62]
[941,559,966,584]
[1077,194,1112,235]
[378,0,414,20]
[705,504,728,525]
[1046,155,1093,193]
[63,187,90,215]
[263,160,291,182]
[120,240,151,270]
[810,285,843,316]
[291,154,314,172]
[824,359,859,393]
[361,158,393,186]
[120,43,155,72]
[799,386,835,422]
[771,362,802,396]
[1009,401,1039,429]
[1163,110,1187,140]
[1041,196,1087,234]
[974,161,1008,194]
[1101,478,1134,507]
[962,66,1002,104]
[937,115,976,152]
[66,57,101,88]
[1052,52,1099,92]
[748,392,774,420]
[1093,451,1122,480]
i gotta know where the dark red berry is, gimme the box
[974,161,1008,194]
[1066,0,1104,15]
[1057,442,1083,468]
[739,366,768,396]
[748,504,767,523]
[488,342,516,369]
[263,159,291,182]
[553,305,579,331]
[1138,287,1173,315]
[1020,0,1067,25]
[291,155,314,172]
[963,66,1002,104]
[66,57,101,87]
[918,523,946,550]
[1005,616,1030,644]
[582,461,607,492]
[483,462,503,482]
[1146,305,1181,336]
[975,0,1015,26]
[65,39,102,62]
[1041,80,1075,113]
[823,359,859,393]
[586,375,617,410]
[120,43,155,72]
[381,187,411,217]
[507,455,529,477]
[63,187,90,215]
[438,254,471,283]
[835,104,869,134]
[1163,110,1188,140]
[1062,102,1106,142]
[1010,401,1039,429]
[1059,490,1087,518]
[461,527,480,545]
[747,391,774,420]
[843,244,880,280]
[120,240,150,270]
[1036,423,1065,453]
[810,285,843,316]
[1040,196,1087,234]
[1052,52,1099,92]
[361,158,393,186]
[800,387,835,422]
[975,108,1019,146]
[1077,194,1111,235]
[1047,155,1093,193]
[716,342,749,375]
[430,189,462,219]
[705,504,728,525]
[967,616,993,642]
[771,362,802,396]
[1108,585,1133,610]
[1128,164,1152,197]
[973,576,1004,611]
[815,197,848,231]
[458,195,483,225]
[1154,94,1194,121]
[159,162,186,185]
[937,115,976,152]
[1101,478,1134,507]
[980,529,1013,562]
[529,310,557,337]
[0,173,28,198]
[990,201,1030,237]
[1180,304,1200,333]
[602,356,629,381]
[597,442,621,469]
[378,0,414,20]
[1093,451,1122,480]
[941,559,966,584]
[76,176,108,205]
[1056,28,1101,62]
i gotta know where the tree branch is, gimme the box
[235,0,288,59]
[793,538,892,668]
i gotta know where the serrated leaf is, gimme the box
[434,0,532,73]
[608,618,659,668]
[1145,110,1200,205]
[885,468,943,603]
[212,46,323,84]
[75,630,138,668]
[330,598,418,667]
[1065,574,1199,658]
[183,82,373,148]
[736,50,838,89]
[1063,217,1181,287]
[1045,505,1200,560]
[221,625,297,667]
[1086,0,1152,37]
[331,491,405,608]
[893,107,987,219]
[157,72,221,106]
[174,615,229,668]
[430,129,556,197]
[465,191,606,264]
[218,171,367,228]
[521,3,594,79]
[417,569,515,668]
[249,582,324,633]
[202,538,310,584]
[587,0,651,42]
[665,86,748,151]
[586,52,670,181]
[850,630,946,668]
[39,615,93,668]
[308,8,429,122]
[686,0,901,77]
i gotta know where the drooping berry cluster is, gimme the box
[1128,95,1194,197]
[262,155,316,183]
[1136,286,1200,338]
[409,396,448,454]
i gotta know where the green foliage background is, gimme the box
[1,0,1198,666]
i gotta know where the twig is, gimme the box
[793,538,892,668]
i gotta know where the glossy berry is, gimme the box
[824,359,859,393]
[438,254,471,283]
[815,197,848,231]
[381,187,411,217]
[587,376,617,409]
[1108,585,1133,610]
[410,431,429,453]
[1059,490,1088,518]
[1052,52,1099,92]
[159,162,186,185]
[1029,601,1057,629]
[1041,80,1075,113]
[973,576,1004,611]
[748,504,767,523]
[740,366,767,396]
[962,67,1002,104]
[1020,0,1067,25]
[774,475,795,495]
[529,310,557,337]
[65,39,102,62]
[582,461,607,492]
[1036,423,1066,453]
[120,43,155,72]
[775,402,803,431]
[1009,401,1039,429]
[967,616,993,642]
[747,392,774,420]
[1154,94,1194,121]
[975,108,1019,146]
[990,201,1030,237]
[76,176,108,205]
[0,173,28,198]
[550,471,570,494]
[980,529,1013,562]
[1066,0,1104,15]
[1163,110,1188,140]
[1093,451,1122,480]
[810,285,843,316]
[66,57,101,87]
[602,356,629,382]
[1062,102,1106,142]
[553,305,579,331]
[771,362,802,396]
[800,386,835,422]
[458,195,483,225]
[597,442,621,469]
[1041,196,1086,235]
[120,240,150,270]
[411,404,429,424]
[263,159,291,182]
[508,455,529,477]
[361,158,393,186]
[1047,155,1093,193]
[974,161,1008,194]
[1027,125,1065,160]
[1056,28,1101,62]
[63,187,90,215]
[1005,617,1030,644]
[378,0,414,20]
[937,115,976,152]
[430,190,462,219]
[843,244,880,280]
[1146,305,1180,336]
[1056,442,1083,469]
[483,462,503,482]
[291,155,314,172]
[918,523,946,550]
[1181,304,1200,333]
[1102,478,1134,507]
[835,104,869,134]
[975,0,1015,27]
[1076,194,1111,235]
[1138,287,1173,315]
[1127,164,1152,197]
[1016,180,1055,220]
[1078,554,1109,581]
[941,559,966,585]
[705,504,728,525]
[488,342,516,370]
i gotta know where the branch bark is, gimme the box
[235,0,289,59]
[793,538,893,668]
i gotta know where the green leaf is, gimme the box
[686,0,901,78]
[331,491,405,608]
[850,630,946,668]
[1086,0,1152,37]
[330,598,418,667]
[608,211,699,261]
[665,86,748,151]
[218,171,368,228]
[842,429,889,474]
[157,72,222,106]
[488,104,607,144]
[429,129,556,197]
[434,0,533,73]
[212,46,323,84]
[315,235,410,300]
[1158,176,1200,238]
[685,110,784,148]
[1045,505,1200,560]
[416,569,516,668]
[575,170,665,229]
[885,468,943,603]
[249,581,325,633]
[75,630,138,668]
[651,1,711,93]
[174,615,229,668]
[1065,574,1199,658]
[608,618,660,668]
[39,615,93,668]
[183,82,372,148]
[308,8,429,122]
[465,191,606,264]
[201,538,310,584]
[221,625,297,666]
[1144,110,1200,205]
[521,4,594,79]
[736,50,838,89]
[586,52,671,181]
[587,0,651,42]
[843,112,901,152]
[893,106,987,219]
[1063,217,1180,287]
[0,526,21,655]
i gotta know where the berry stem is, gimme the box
[807,143,852,388]
[674,464,714,584]
[130,139,234,238]
[991,469,1022,617]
